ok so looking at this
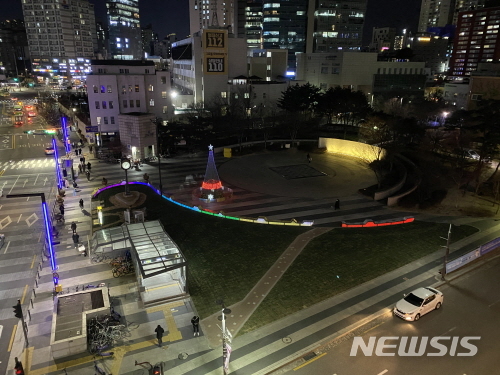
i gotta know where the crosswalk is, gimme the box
[0,158,55,171]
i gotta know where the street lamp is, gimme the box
[217,300,233,375]
[151,118,163,194]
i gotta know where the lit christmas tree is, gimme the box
[195,144,232,202]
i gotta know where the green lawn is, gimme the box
[239,222,477,334]
[93,184,307,318]
[93,185,477,328]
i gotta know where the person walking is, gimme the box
[86,170,91,181]
[82,163,86,172]
[191,316,200,336]
[80,156,84,164]
[71,222,77,233]
[79,198,84,210]
[59,205,65,216]
[307,153,312,163]
[78,164,83,173]
[155,325,165,347]
[82,156,86,164]
[143,173,150,183]
[334,199,340,210]
[102,177,108,186]
[87,162,91,172]
[72,232,79,248]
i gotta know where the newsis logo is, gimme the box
[350,336,480,357]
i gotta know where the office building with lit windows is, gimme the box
[21,0,96,84]
[107,0,142,60]
[449,6,500,77]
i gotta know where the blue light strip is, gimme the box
[42,202,57,273]
[61,116,70,153]
[52,138,63,190]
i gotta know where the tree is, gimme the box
[277,83,320,144]
[37,92,60,126]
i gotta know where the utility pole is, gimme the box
[217,300,232,375]
[440,223,452,280]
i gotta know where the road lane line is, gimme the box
[38,231,42,242]
[363,322,385,335]
[7,175,20,195]
[3,240,10,254]
[7,325,17,352]
[377,370,388,375]
[20,285,28,304]
[17,214,22,223]
[293,352,327,371]
[30,254,36,269]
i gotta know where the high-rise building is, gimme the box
[419,0,488,32]
[262,0,308,70]
[307,0,367,53]
[22,0,97,83]
[0,20,30,77]
[449,6,500,77]
[189,0,237,35]
[245,0,263,52]
[142,24,158,57]
[96,21,109,59]
[107,0,142,60]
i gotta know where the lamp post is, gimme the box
[217,300,232,375]
[121,158,132,196]
[440,223,453,280]
[151,118,163,194]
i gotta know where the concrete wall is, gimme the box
[318,137,386,162]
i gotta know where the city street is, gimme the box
[0,97,57,375]
[289,255,500,375]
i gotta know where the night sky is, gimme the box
[1,0,421,44]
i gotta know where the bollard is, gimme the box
[37,271,40,279]
[34,278,38,288]
[27,310,31,322]
[33,288,36,297]
[30,298,34,309]
[39,262,42,271]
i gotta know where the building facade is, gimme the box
[189,0,238,35]
[0,20,30,77]
[245,0,263,53]
[22,0,97,83]
[170,29,247,112]
[370,27,397,52]
[307,0,367,54]
[86,60,172,146]
[409,33,450,76]
[296,51,429,100]
[107,0,142,60]
[449,6,500,77]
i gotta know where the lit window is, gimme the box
[148,84,154,91]
[149,99,154,106]
[102,101,107,109]
[135,85,139,92]
[107,85,112,93]
[221,92,227,98]
[161,91,167,98]
[96,116,101,124]
[100,85,105,93]
[93,85,98,93]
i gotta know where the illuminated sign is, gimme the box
[203,29,228,75]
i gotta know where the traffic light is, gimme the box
[13,301,23,319]
[14,357,24,375]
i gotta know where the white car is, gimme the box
[393,287,443,321]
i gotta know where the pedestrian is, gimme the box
[60,205,65,216]
[86,170,91,181]
[72,232,79,248]
[71,221,77,233]
[73,181,78,189]
[334,199,340,210]
[307,153,312,163]
[79,198,84,210]
[87,162,91,172]
[82,156,86,164]
[62,169,67,178]
[155,325,165,347]
[80,156,84,164]
[102,177,108,186]
[82,163,86,172]
[89,145,93,152]
[78,164,82,173]
[191,316,200,336]
[143,173,150,183]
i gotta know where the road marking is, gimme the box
[7,325,17,352]
[17,213,22,223]
[0,170,4,177]
[20,285,28,304]
[3,240,10,254]
[363,322,385,334]
[0,325,3,339]
[8,175,19,195]
[293,352,327,371]
[30,254,36,269]
[377,370,388,375]
[147,301,184,342]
